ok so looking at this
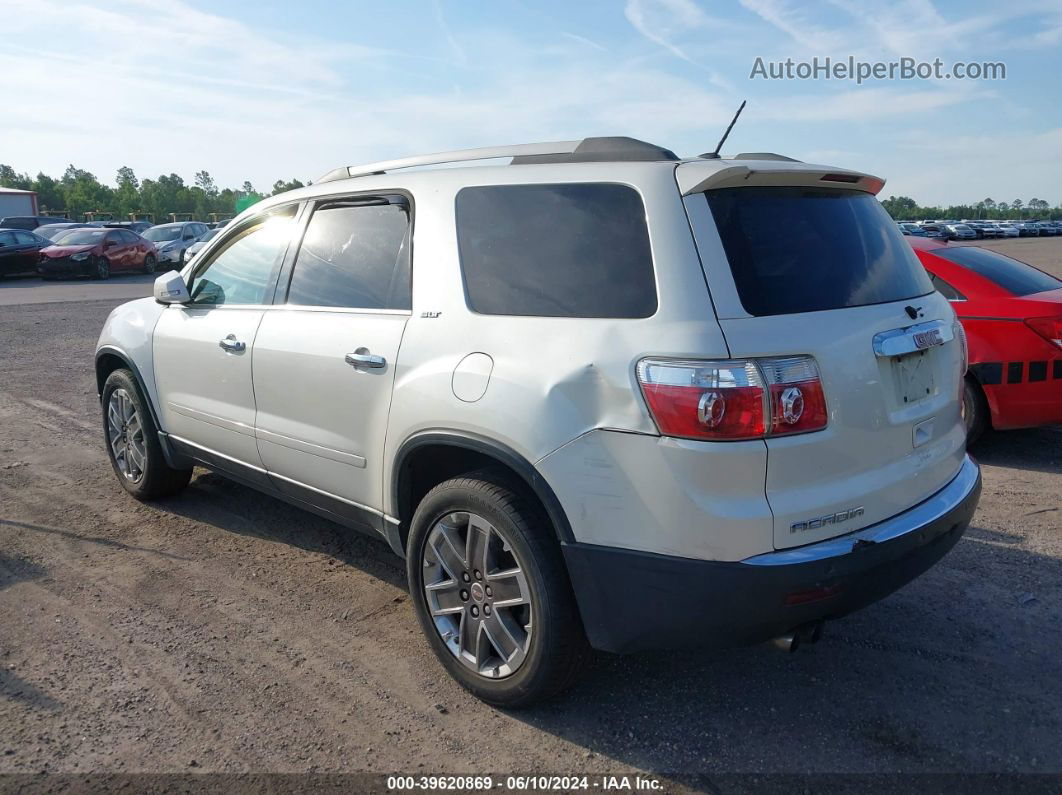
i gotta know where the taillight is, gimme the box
[1025,316,1062,350]
[636,359,766,440]
[636,355,827,441]
[759,356,829,436]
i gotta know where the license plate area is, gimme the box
[891,349,936,405]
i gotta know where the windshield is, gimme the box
[143,226,182,242]
[705,186,933,316]
[37,225,80,240]
[934,247,1061,296]
[52,229,106,245]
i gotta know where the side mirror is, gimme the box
[154,271,191,305]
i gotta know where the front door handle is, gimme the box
[219,334,246,353]
[345,348,386,369]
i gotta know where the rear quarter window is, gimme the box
[456,183,657,318]
[704,187,933,316]
[932,246,1061,296]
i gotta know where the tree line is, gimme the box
[0,164,307,223]
[880,195,1062,222]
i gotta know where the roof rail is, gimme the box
[317,136,678,183]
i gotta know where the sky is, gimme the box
[2,0,1061,205]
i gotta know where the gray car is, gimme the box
[142,222,210,266]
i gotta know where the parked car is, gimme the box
[39,227,158,279]
[183,228,220,261]
[104,221,154,235]
[0,228,53,277]
[1013,222,1039,237]
[142,222,210,266]
[35,222,93,241]
[897,222,926,237]
[0,214,75,230]
[910,237,1061,442]
[986,222,1019,238]
[1033,222,1056,237]
[918,223,946,239]
[941,223,977,241]
[95,137,980,706]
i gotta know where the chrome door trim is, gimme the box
[169,402,256,437]
[255,426,367,468]
[168,433,400,526]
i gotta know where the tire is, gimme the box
[102,369,192,500]
[92,256,110,280]
[143,253,157,274]
[962,377,989,446]
[406,469,589,707]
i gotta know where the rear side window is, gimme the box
[929,273,965,301]
[932,246,1060,297]
[456,183,656,318]
[286,201,411,310]
[705,187,933,316]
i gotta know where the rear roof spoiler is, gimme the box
[676,159,885,196]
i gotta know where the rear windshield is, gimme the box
[704,187,933,316]
[933,246,1061,296]
[456,183,657,318]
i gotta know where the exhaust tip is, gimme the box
[772,633,800,653]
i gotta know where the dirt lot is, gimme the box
[1,239,1060,786]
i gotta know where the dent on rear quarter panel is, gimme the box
[96,297,167,418]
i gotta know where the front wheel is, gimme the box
[407,471,589,707]
[143,253,157,274]
[92,256,110,280]
[102,369,192,499]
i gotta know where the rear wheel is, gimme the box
[962,377,989,445]
[102,369,192,499]
[407,470,589,707]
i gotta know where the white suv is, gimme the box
[95,137,982,706]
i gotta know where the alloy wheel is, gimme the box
[107,388,146,483]
[422,511,532,678]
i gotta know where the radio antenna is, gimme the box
[701,100,746,159]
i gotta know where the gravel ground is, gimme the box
[0,240,1059,787]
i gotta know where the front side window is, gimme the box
[455,183,657,318]
[189,206,297,306]
[286,201,411,310]
[705,186,933,317]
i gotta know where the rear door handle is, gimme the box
[219,334,246,353]
[345,349,386,369]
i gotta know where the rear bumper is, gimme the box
[562,455,981,654]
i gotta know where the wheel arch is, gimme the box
[391,431,575,555]
[95,346,167,439]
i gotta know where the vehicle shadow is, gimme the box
[969,425,1062,477]
[157,470,407,590]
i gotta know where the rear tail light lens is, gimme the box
[636,359,766,440]
[636,355,827,441]
[1025,316,1062,350]
[758,356,828,436]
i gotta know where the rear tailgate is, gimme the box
[680,164,967,549]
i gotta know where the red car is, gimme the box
[38,227,158,280]
[910,237,1062,441]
